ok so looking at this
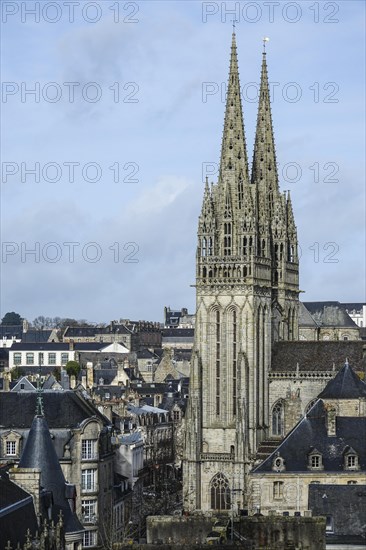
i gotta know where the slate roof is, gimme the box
[303,302,358,327]
[252,399,366,474]
[137,349,159,360]
[298,302,318,327]
[120,432,143,445]
[0,325,23,339]
[271,341,366,372]
[94,386,125,399]
[63,326,99,338]
[0,465,38,549]
[19,414,83,534]
[10,342,70,351]
[161,328,194,338]
[318,362,366,399]
[308,484,366,544]
[0,390,110,429]
[95,369,118,385]
[341,302,365,313]
[21,329,53,343]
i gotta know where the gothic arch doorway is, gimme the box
[210,472,230,510]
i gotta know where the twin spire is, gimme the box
[218,32,279,203]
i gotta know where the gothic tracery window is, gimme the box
[224,223,232,256]
[210,473,230,510]
[232,310,237,416]
[272,401,284,436]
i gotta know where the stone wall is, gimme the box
[145,514,326,549]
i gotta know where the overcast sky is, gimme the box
[1,0,365,324]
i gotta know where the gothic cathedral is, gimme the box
[183,33,300,512]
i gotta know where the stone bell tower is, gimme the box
[183,33,299,513]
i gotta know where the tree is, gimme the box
[65,360,81,378]
[1,312,23,325]
[10,367,25,380]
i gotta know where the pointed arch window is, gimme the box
[224,223,232,256]
[242,236,247,256]
[210,473,230,510]
[233,310,237,416]
[261,239,266,257]
[208,237,213,256]
[216,310,220,416]
[238,176,244,208]
[202,237,207,257]
[288,244,295,263]
[272,401,284,436]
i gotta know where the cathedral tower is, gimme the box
[183,34,299,513]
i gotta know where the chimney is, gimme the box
[325,404,337,436]
[69,339,74,351]
[86,362,94,389]
[60,368,70,390]
[22,319,29,333]
[3,373,10,392]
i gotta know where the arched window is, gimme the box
[272,401,284,436]
[216,310,220,415]
[210,473,230,510]
[224,223,232,256]
[232,310,237,416]
[202,237,207,257]
[305,398,318,415]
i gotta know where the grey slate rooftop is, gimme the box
[19,414,83,534]
[271,341,366,372]
[253,364,366,474]
[252,399,366,473]
[318,361,366,399]
[302,301,358,327]
[0,464,39,549]
[0,390,110,429]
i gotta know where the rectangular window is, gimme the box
[347,455,356,468]
[82,499,97,522]
[14,353,21,365]
[26,353,34,365]
[82,440,97,460]
[83,530,97,547]
[38,352,44,365]
[6,441,16,456]
[273,481,284,499]
[173,410,180,422]
[61,353,68,365]
[326,516,334,533]
[310,455,322,469]
[82,469,97,493]
[48,353,56,365]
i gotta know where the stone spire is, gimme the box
[251,47,280,221]
[219,31,250,211]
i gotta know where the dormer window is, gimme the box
[344,447,359,471]
[272,453,286,472]
[308,449,323,470]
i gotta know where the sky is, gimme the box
[1,0,365,324]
